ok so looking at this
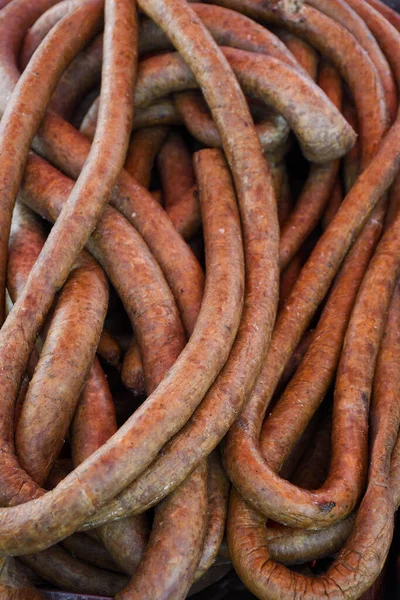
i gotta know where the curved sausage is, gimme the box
[0,0,103,325]
[279,60,342,269]
[175,91,290,153]
[15,256,109,485]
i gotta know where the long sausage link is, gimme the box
[7,202,48,304]
[83,48,354,163]
[305,0,397,122]
[194,451,230,581]
[139,3,303,70]
[111,148,244,598]
[0,0,279,546]
[0,558,45,599]
[0,0,104,326]
[133,100,182,130]
[157,130,195,207]
[277,29,319,79]
[97,328,121,368]
[21,545,129,596]
[20,5,104,122]
[266,514,355,566]
[2,137,243,555]
[156,130,202,240]
[7,204,131,596]
[214,0,394,525]
[61,532,121,573]
[167,183,202,241]
[239,208,381,526]
[125,126,168,188]
[79,116,272,529]
[72,357,150,580]
[279,59,342,270]
[15,254,108,485]
[50,33,104,120]
[116,463,208,600]
[3,0,277,543]
[121,338,145,396]
[19,0,77,70]
[21,154,186,401]
[366,0,400,31]
[228,275,400,599]
[209,0,387,162]
[175,91,290,153]
[0,0,138,554]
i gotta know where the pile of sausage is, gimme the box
[0,0,400,598]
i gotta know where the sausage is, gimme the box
[19,0,77,70]
[226,276,400,599]
[97,328,121,368]
[121,338,146,396]
[157,130,195,208]
[7,202,48,303]
[366,0,400,31]
[0,0,103,325]
[15,255,109,485]
[227,206,381,528]
[50,33,104,120]
[34,113,204,335]
[195,451,230,581]
[133,100,182,130]
[21,153,186,400]
[156,130,202,239]
[84,49,354,163]
[72,357,150,579]
[279,60,342,270]
[130,48,356,162]
[61,532,121,573]
[0,558,45,600]
[79,134,267,532]
[306,0,397,122]
[220,0,400,530]
[342,100,361,193]
[71,357,118,468]
[166,183,202,240]
[266,514,355,565]
[139,3,304,71]
[115,464,208,600]
[210,0,387,163]
[175,90,290,153]
[21,545,129,596]
[276,29,319,79]
[322,178,343,230]
[124,126,168,188]
[223,164,396,528]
